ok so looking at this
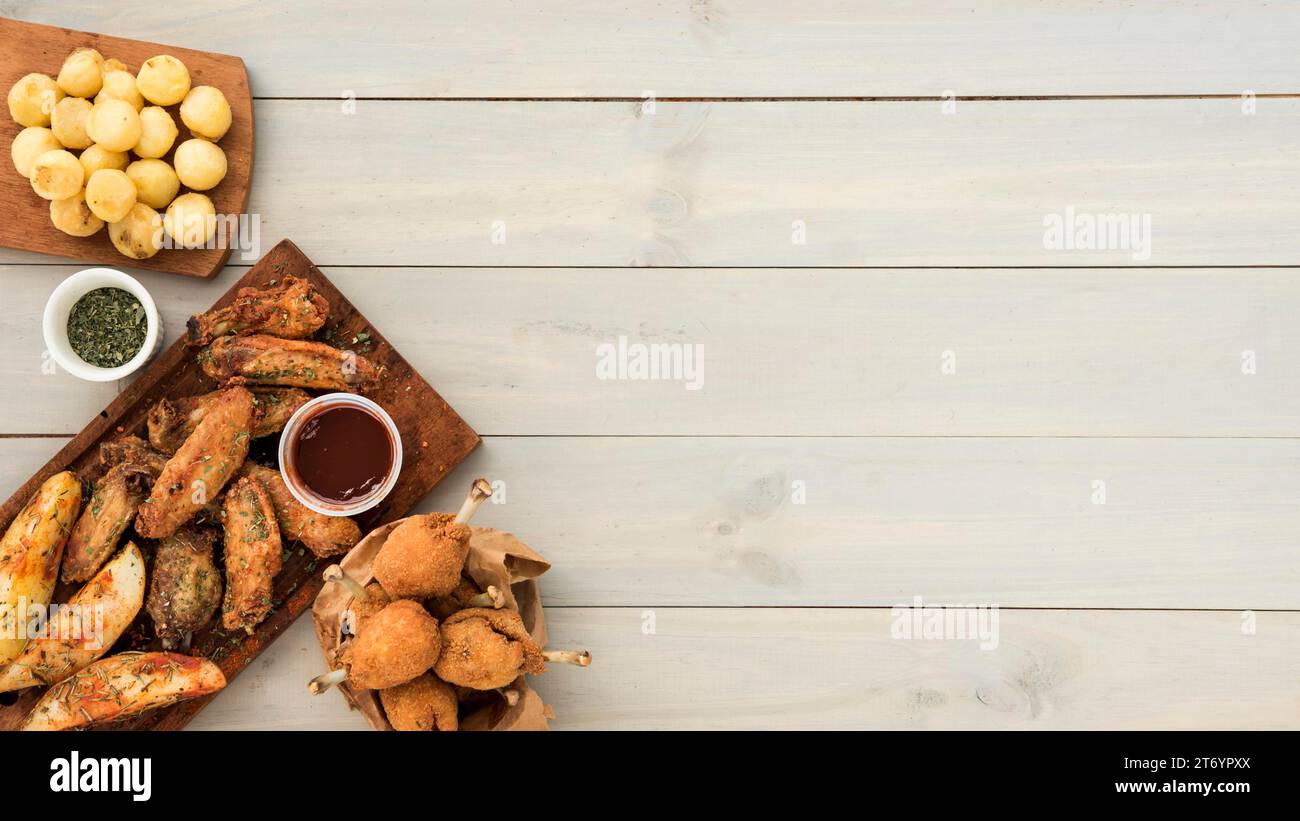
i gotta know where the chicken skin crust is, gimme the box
[238,462,361,558]
[187,276,330,346]
[135,387,255,540]
[380,674,458,731]
[146,526,222,649]
[200,335,381,393]
[434,607,544,691]
[148,387,309,453]
[221,477,282,633]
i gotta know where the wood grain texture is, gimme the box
[1,435,1296,609]
[6,1,1299,97]
[7,98,1291,268]
[0,17,253,278]
[2,265,1297,437]
[4,99,1295,267]
[0,240,479,730]
[187,608,1300,730]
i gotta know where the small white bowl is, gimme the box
[42,268,163,382]
[278,393,404,517]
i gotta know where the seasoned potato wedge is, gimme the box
[0,471,82,667]
[19,650,226,730]
[0,543,145,693]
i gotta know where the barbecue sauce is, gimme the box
[292,405,394,502]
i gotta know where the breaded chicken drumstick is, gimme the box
[309,600,441,693]
[372,478,493,599]
[380,674,459,732]
[434,607,590,691]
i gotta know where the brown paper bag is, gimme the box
[311,520,554,730]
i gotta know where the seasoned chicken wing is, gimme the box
[187,276,330,345]
[147,387,310,453]
[99,435,168,475]
[238,462,361,557]
[200,335,381,393]
[146,527,223,649]
[61,462,153,583]
[135,387,254,539]
[221,476,282,633]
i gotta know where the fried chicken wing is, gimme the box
[187,276,330,345]
[239,462,361,557]
[145,527,222,649]
[135,387,254,539]
[61,462,153,583]
[201,335,381,393]
[221,476,282,633]
[148,387,310,453]
[99,435,168,475]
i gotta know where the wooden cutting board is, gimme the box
[0,239,480,729]
[0,17,253,279]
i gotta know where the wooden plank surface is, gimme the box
[0,18,254,277]
[3,265,1298,437]
[1,435,1295,609]
[188,608,1300,730]
[2,3,1296,731]
[1,98,1296,267]
[7,2,1300,96]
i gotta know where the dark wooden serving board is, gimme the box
[0,17,253,278]
[0,239,480,729]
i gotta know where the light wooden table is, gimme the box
[2,2,1297,730]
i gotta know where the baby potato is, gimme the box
[50,96,94,150]
[86,168,138,222]
[79,143,129,177]
[136,55,190,106]
[126,159,179,209]
[109,203,164,259]
[50,191,105,237]
[173,138,226,190]
[102,58,129,76]
[95,70,144,111]
[135,106,178,158]
[57,48,105,98]
[11,127,62,177]
[87,99,142,152]
[8,73,64,127]
[179,86,232,141]
[164,192,217,248]
[30,150,84,200]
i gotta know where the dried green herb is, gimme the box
[67,287,146,367]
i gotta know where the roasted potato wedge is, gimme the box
[0,471,82,667]
[19,651,226,730]
[0,542,145,693]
